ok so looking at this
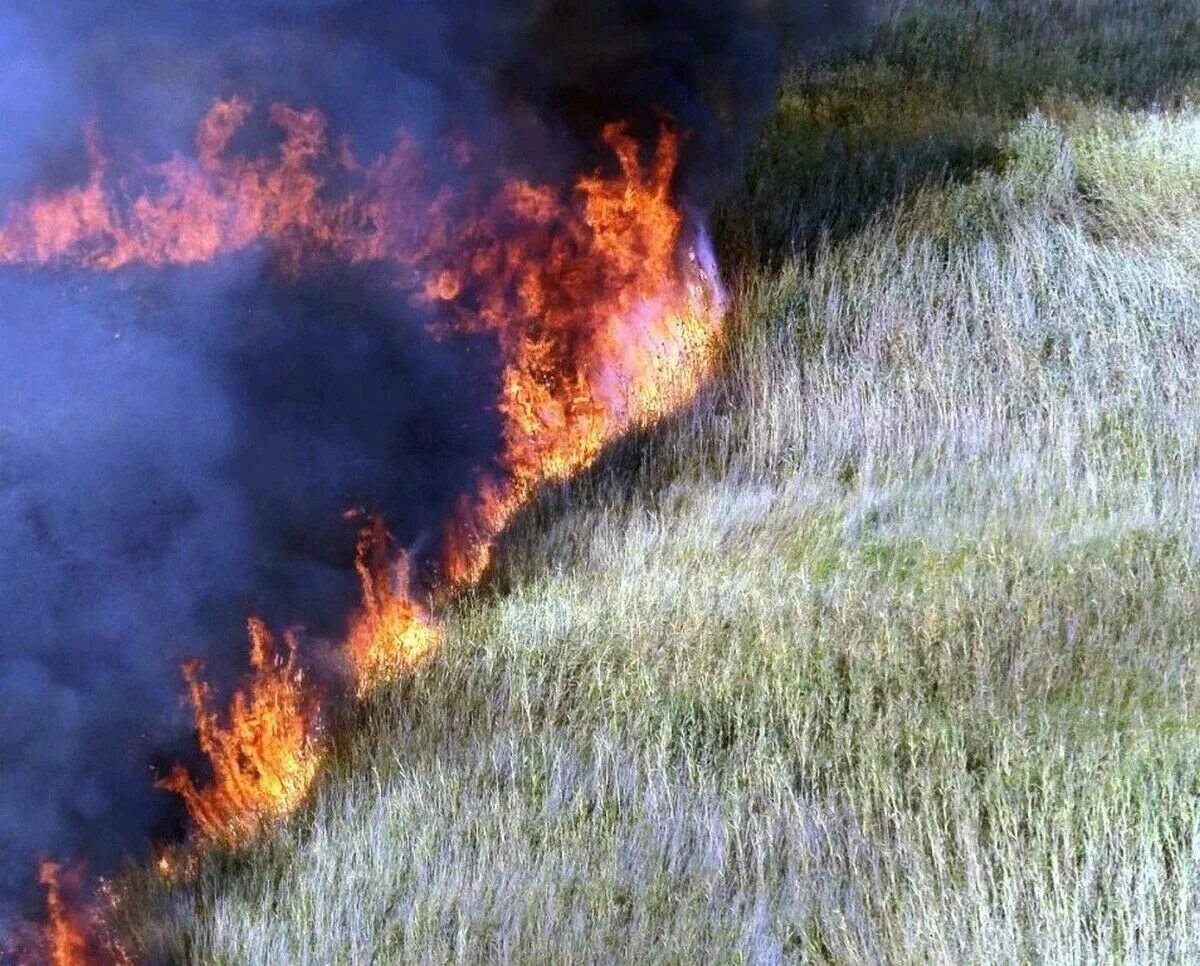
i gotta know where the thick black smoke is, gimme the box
[0,0,864,927]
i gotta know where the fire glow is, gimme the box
[3,98,725,959]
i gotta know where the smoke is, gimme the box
[444,0,867,199]
[0,261,501,924]
[0,0,864,925]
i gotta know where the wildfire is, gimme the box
[5,95,724,950]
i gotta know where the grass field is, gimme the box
[116,1,1200,961]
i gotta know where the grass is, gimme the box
[115,1,1200,961]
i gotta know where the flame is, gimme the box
[24,862,128,966]
[0,99,724,856]
[346,517,443,695]
[153,619,321,843]
[438,124,723,584]
[36,863,88,966]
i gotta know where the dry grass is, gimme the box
[116,2,1200,962]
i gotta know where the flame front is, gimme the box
[1,99,724,881]
[438,124,723,585]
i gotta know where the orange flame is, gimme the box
[36,863,88,966]
[346,517,443,695]
[0,99,724,851]
[154,619,321,843]
[23,862,128,966]
[439,124,723,585]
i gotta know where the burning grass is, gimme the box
[154,621,321,844]
[2,42,726,953]
[344,519,443,694]
[20,863,127,966]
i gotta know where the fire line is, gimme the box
[3,98,726,962]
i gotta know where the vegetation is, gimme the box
[118,1,1200,961]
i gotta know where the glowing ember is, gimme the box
[154,619,321,843]
[0,98,724,848]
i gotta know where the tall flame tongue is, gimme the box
[346,517,444,694]
[154,619,321,843]
[36,864,87,966]
[17,862,126,966]
[440,124,722,585]
[3,97,725,943]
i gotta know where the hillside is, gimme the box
[117,1,1200,961]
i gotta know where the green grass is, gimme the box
[116,1,1200,961]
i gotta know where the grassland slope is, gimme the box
[119,1,1200,961]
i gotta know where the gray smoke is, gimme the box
[0,0,864,927]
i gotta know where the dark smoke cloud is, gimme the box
[0,260,501,925]
[0,267,259,910]
[445,0,868,199]
[0,0,863,926]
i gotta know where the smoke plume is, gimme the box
[0,0,864,926]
